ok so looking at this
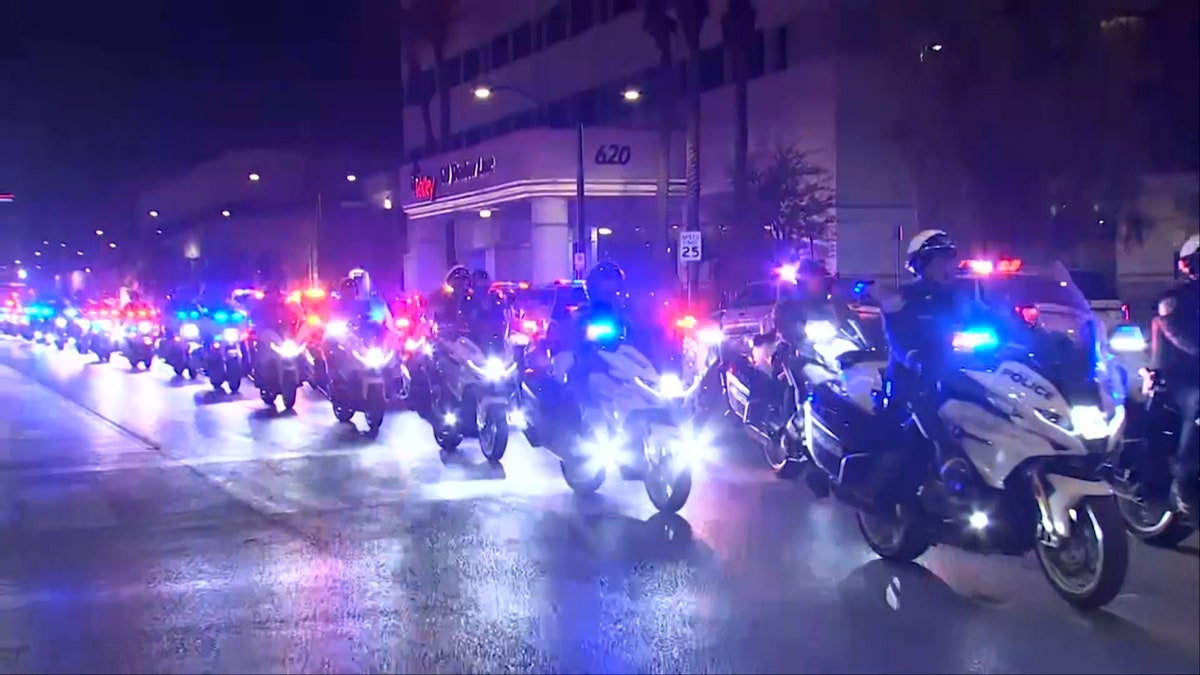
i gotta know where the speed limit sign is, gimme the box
[678,231,702,262]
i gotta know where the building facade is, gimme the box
[134,149,404,291]
[379,0,914,289]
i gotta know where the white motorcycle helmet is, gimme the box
[348,268,372,300]
[905,229,958,276]
[1180,234,1200,277]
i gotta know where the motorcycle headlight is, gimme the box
[804,320,837,343]
[53,317,68,328]
[468,356,516,381]
[696,325,724,346]
[221,327,241,343]
[1108,325,1146,353]
[76,319,91,331]
[813,337,859,365]
[270,339,306,359]
[508,332,531,347]
[138,320,154,334]
[353,347,395,369]
[635,372,699,400]
[1068,404,1125,441]
[326,320,348,337]
[180,323,200,340]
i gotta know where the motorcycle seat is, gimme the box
[837,348,886,370]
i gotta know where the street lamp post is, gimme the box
[473,84,640,279]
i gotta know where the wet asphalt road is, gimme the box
[0,338,1197,675]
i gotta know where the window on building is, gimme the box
[512,23,533,59]
[544,4,568,46]
[748,30,766,80]
[462,48,480,82]
[491,33,511,68]
[439,54,462,89]
[699,45,724,91]
[570,0,594,36]
[611,0,636,17]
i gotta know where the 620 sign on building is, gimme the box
[594,144,631,165]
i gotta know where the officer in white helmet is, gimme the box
[880,229,1003,485]
[1151,233,1199,514]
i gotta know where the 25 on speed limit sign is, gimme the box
[678,231,702,262]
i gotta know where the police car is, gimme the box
[954,258,1111,338]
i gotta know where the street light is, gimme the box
[33,251,40,257]
[95,229,104,236]
[249,172,261,182]
[149,210,159,218]
[346,174,357,183]
[597,227,613,236]
[221,210,231,218]
[472,83,641,279]
[76,250,83,256]
[479,209,493,219]
[108,242,117,249]
[17,269,27,280]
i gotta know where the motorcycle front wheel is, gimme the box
[281,373,299,411]
[856,497,932,562]
[561,459,605,495]
[1117,494,1196,548]
[365,384,385,435]
[1034,496,1129,611]
[226,360,243,393]
[641,429,693,514]
[478,403,509,463]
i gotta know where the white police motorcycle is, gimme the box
[802,291,1130,610]
[325,319,395,435]
[522,317,708,514]
[429,331,520,462]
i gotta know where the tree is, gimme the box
[642,0,678,280]
[745,145,836,265]
[667,0,709,288]
[722,0,756,231]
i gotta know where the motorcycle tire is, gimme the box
[331,385,355,423]
[1034,496,1129,611]
[641,428,693,513]
[281,375,298,411]
[365,385,385,435]
[98,351,111,363]
[856,497,932,562]
[226,363,243,393]
[141,358,152,370]
[561,459,605,495]
[174,365,185,377]
[1118,497,1196,548]
[478,403,509,463]
[261,390,276,406]
[56,340,65,351]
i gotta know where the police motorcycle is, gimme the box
[521,314,705,514]
[425,314,520,463]
[78,306,120,362]
[248,318,306,412]
[162,306,205,378]
[200,309,247,393]
[723,300,874,478]
[323,318,395,434]
[1106,325,1198,546]
[801,292,1130,610]
[118,310,160,370]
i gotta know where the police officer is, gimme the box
[333,268,392,327]
[1152,234,1200,513]
[433,265,473,331]
[880,229,991,479]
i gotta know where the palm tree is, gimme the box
[669,0,709,291]
[642,0,677,279]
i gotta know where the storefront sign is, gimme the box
[441,155,496,185]
[411,155,497,202]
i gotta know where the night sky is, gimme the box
[1,0,405,251]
